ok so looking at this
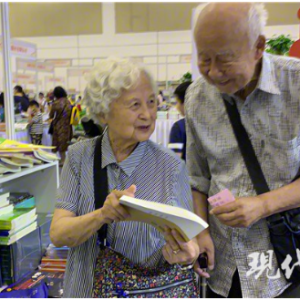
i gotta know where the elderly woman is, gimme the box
[50,57,200,298]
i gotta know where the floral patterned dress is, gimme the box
[49,97,73,152]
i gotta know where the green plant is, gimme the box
[180,72,192,83]
[266,34,294,56]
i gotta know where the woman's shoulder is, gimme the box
[146,140,183,165]
[68,137,97,160]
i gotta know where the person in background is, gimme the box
[187,2,300,298]
[168,81,192,161]
[13,85,30,112]
[28,100,43,145]
[38,92,47,113]
[157,90,164,106]
[50,57,200,298]
[49,86,73,167]
[0,93,4,122]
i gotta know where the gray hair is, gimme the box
[248,3,268,47]
[194,3,268,47]
[83,56,157,122]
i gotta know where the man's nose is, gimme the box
[207,61,224,79]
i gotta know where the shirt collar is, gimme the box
[256,52,281,95]
[101,130,148,177]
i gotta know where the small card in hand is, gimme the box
[208,189,235,207]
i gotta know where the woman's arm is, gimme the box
[50,208,104,248]
[50,186,135,248]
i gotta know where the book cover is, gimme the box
[0,221,38,245]
[0,161,21,174]
[0,137,54,151]
[119,196,208,242]
[0,192,10,204]
[0,204,14,216]
[0,157,33,168]
[0,214,37,236]
[0,208,37,230]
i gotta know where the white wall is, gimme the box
[14,24,299,93]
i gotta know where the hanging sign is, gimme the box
[0,38,37,58]
[67,68,91,77]
[45,59,72,67]
[12,73,36,85]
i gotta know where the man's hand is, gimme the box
[210,196,265,228]
[194,229,214,278]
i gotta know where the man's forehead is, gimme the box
[198,49,235,56]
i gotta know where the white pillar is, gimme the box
[102,3,116,36]
[1,3,15,140]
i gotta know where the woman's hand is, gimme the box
[162,227,200,266]
[100,185,136,225]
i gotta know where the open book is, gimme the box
[120,196,208,242]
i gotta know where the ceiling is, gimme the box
[6,2,300,37]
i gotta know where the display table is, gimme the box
[150,119,179,148]
[0,124,52,146]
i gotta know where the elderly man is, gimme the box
[187,2,300,298]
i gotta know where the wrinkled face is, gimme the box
[195,21,264,94]
[102,74,157,147]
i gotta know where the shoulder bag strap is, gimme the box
[222,97,270,194]
[93,134,109,247]
[222,96,283,224]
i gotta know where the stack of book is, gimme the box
[0,193,13,217]
[0,207,37,246]
[0,137,59,175]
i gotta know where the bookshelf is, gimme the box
[0,162,59,214]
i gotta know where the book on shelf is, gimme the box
[119,196,208,242]
[0,153,42,166]
[0,207,37,230]
[33,149,59,163]
[0,221,37,245]
[0,192,10,205]
[0,161,21,174]
[0,157,33,168]
[8,192,35,210]
[0,137,55,151]
[0,204,14,216]
[0,214,37,237]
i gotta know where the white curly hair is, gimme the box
[83,56,157,122]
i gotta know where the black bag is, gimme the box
[48,121,54,135]
[223,96,300,283]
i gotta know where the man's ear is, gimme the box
[255,35,266,60]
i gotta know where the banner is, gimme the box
[36,62,54,72]
[0,38,36,58]
[67,68,91,77]
[17,59,55,73]
[13,73,36,85]
[45,59,72,67]
[45,76,65,84]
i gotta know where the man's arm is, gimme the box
[260,178,300,217]
[210,179,300,228]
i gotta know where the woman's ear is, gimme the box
[99,112,107,125]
